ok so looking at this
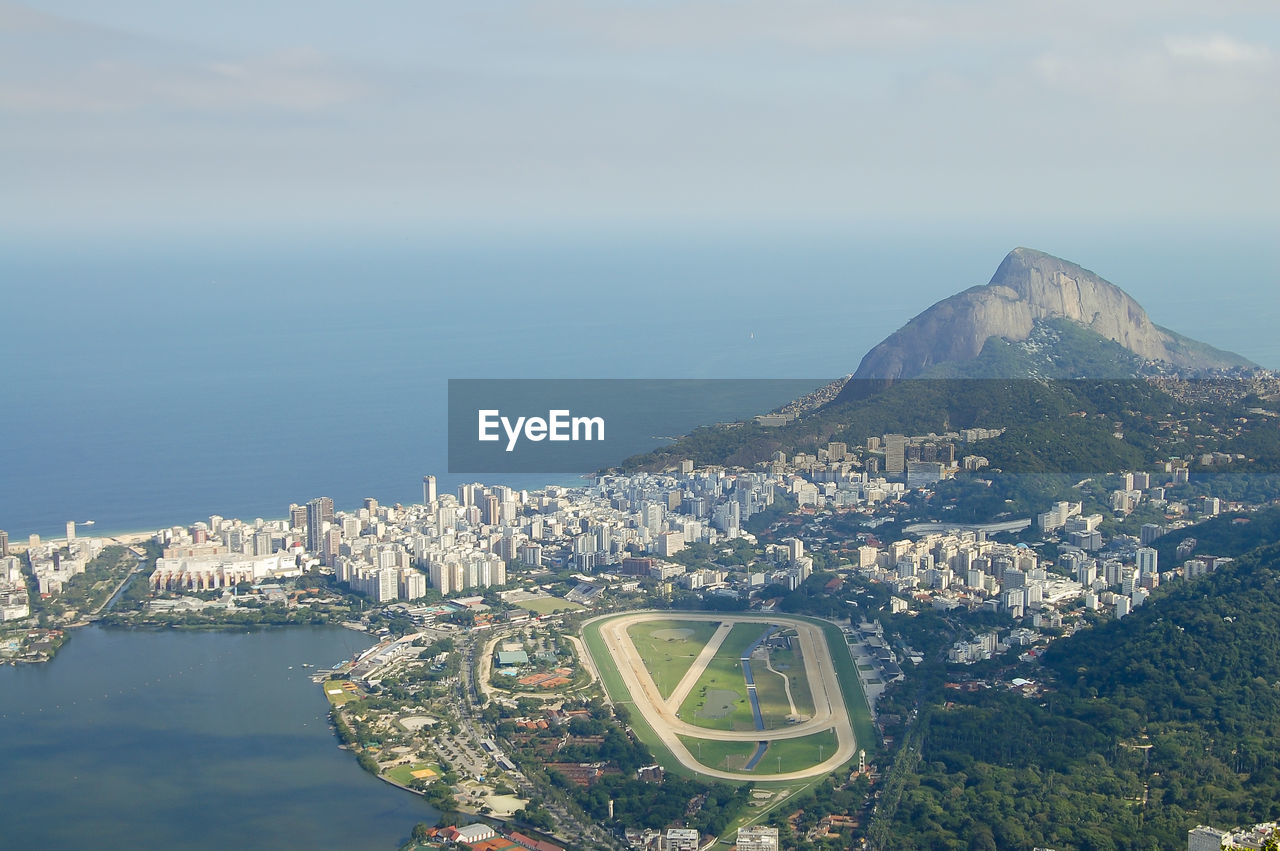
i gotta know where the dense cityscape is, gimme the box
[6,390,1280,850]
[7,0,1278,845]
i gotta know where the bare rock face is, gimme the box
[852,248,1237,380]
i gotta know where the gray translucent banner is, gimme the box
[449,376,1280,477]
[448,378,831,474]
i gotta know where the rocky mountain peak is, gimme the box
[849,248,1251,381]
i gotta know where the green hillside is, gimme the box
[883,542,1280,849]
[613,374,1178,476]
[1158,324,1258,371]
[1154,505,1280,566]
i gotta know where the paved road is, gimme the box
[588,612,858,782]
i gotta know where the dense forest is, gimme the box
[883,542,1280,849]
[1154,505,1280,565]
[498,699,754,839]
[615,373,1278,477]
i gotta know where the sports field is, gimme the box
[676,623,764,731]
[624,619,720,701]
[322,680,361,706]
[583,611,866,783]
[385,762,441,786]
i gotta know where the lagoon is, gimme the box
[0,625,437,849]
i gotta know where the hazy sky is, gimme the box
[3,0,1277,232]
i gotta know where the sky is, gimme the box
[2,0,1277,234]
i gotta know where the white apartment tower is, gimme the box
[1136,547,1158,578]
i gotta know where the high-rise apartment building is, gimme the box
[1136,547,1158,578]
[399,569,427,600]
[306,497,334,554]
[885,434,906,474]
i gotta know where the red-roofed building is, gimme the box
[510,831,564,851]
[469,839,522,851]
[440,823,496,845]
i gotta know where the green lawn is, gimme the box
[751,661,794,727]
[767,641,816,718]
[322,680,360,706]
[714,778,819,848]
[756,729,839,775]
[676,728,839,776]
[385,762,442,786]
[677,623,768,732]
[584,612,879,848]
[625,618,720,700]
[514,596,584,615]
[676,735,760,772]
[813,620,877,757]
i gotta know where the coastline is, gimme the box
[7,528,157,556]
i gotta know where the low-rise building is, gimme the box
[663,828,700,851]
[736,825,780,851]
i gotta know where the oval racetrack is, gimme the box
[585,612,859,781]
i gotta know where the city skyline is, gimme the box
[4,3,1280,848]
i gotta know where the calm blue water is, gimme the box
[2,225,1276,538]
[0,625,436,849]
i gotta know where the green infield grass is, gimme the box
[757,729,839,775]
[676,735,760,772]
[625,618,720,700]
[766,640,816,718]
[677,623,768,732]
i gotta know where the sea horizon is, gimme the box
[3,225,1277,540]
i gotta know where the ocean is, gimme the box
[2,223,1276,539]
